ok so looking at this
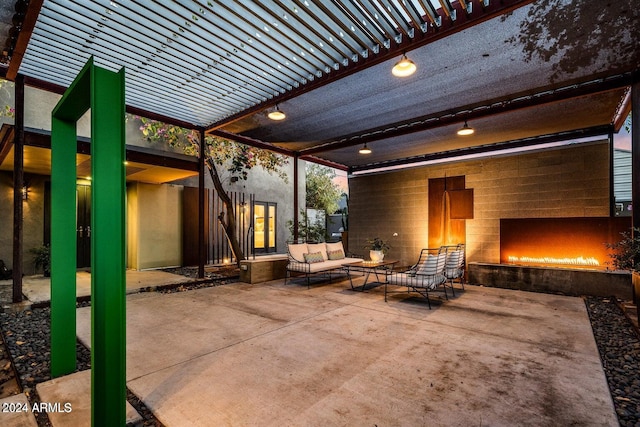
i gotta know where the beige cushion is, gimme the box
[307,243,328,260]
[288,243,308,262]
[388,272,446,290]
[326,242,345,254]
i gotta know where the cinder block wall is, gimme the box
[348,141,610,267]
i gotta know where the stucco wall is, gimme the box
[127,182,183,270]
[0,172,13,270]
[174,156,304,255]
[126,183,139,269]
[0,84,92,137]
[348,141,610,267]
[0,82,187,156]
[0,172,47,274]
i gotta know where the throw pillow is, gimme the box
[304,252,325,263]
[327,249,345,260]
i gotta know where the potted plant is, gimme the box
[365,237,390,262]
[606,228,640,272]
[30,244,50,277]
[606,228,640,321]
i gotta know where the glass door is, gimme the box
[253,202,277,253]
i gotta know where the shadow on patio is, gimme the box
[29,273,616,426]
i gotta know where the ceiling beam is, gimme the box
[126,106,202,132]
[20,127,198,171]
[350,124,614,173]
[23,75,66,94]
[6,0,44,81]
[209,129,295,157]
[614,88,632,132]
[205,0,536,132]
[298,155,349,171]
[125,148,199,172]
[300,72,635,156]
[22,76,202,131]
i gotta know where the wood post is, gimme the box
[12,74,24,303]
[198,129,206,278]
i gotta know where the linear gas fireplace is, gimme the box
[500,217,631,270]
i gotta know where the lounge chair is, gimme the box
[385,248,447,309]
[441,244,465,295]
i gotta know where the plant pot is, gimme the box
[370,250,384,262]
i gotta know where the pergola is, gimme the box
[1,0,639,284]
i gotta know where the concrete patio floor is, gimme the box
[17,270,194,304]
[31,274,616,426]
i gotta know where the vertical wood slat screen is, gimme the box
[184,186,255,266]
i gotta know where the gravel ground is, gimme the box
[586,297,640,427]
[0,290,638,426]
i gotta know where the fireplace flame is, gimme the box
[507,255,600,267]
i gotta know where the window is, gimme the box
[254,202,277,253]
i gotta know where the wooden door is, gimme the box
[76,184,91,268]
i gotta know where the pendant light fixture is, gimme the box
[359,143,372,154]
[268,104,286,121]
[457,120,474,136]
[392,53,416,77]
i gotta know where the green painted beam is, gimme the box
[50,57,127,426]
[50,114,79,377]
[90,65,127,427]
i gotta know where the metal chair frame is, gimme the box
[385,248,448,309]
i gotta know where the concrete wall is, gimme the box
[468,263,632,299]
[0,172,13,268]
[127,182,183,270]
[348,141,610,267]
[0,172,48,274]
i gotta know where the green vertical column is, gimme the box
[90,66,126,426]
[50,57,127,426]
[50,116,79,377]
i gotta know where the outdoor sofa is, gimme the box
[285,241,363,288]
